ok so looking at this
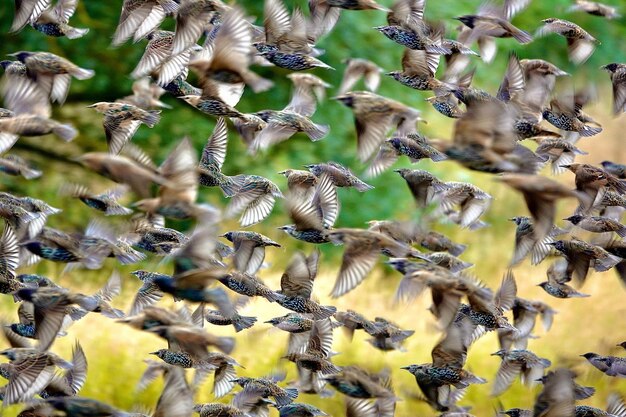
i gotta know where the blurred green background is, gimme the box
[1,1,626,416]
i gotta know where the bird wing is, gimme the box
[200,117,228,171]
[331,241,379,298]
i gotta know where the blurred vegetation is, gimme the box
[0,1,626,416]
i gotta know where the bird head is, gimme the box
[220,231,234,241]
[537,282,549,289]
[277,169,292,177]
[0,60,14,69]
[542,18,558,24]
[491,350,507,358]
[455,16,476,28]
[8,51,32,62]
[14,287,37,302]
[508,216,528,225]
[264,317,280,325]
[400,364,420,373]
[374,26,395,36]
[601,63,620,72]
[392,168,410,177]
[547,240,565,251]
[277,225,295,233]
[149,349,167,358]
[332,94,354,107]
[580,352,599,360]
[179,95,200,105]
[563,215,583,224]
[501,409,527,417]
[86,102,110,112]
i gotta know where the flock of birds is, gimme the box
[0,0,625,416]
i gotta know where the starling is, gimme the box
[601,160,626,179]
[233,376,299,407]
[170,0,230,55]
[538,261,590,298]
[574,395,626,417]
[0,351,65,405]
[280,173,339,244]
[509,216,560,266]
[130,28,199,89]
[564,215,626,237]
[364,317,415,352]
[601,63,626,115]
[10,51,94,104]
[194,403,247,417]
[334,91,423,162]
[88,102,161,155]
[217,271,280,302]
[0,154,42,180]
[455,6,532,45]
[569,0,621,18]
[534,138,586,175]
[436,182,492,229]
[118,77,171,110]
[221,231,281,275]
[533,368,576,417]
[542,99,603,137]
[43,396,132,417]
[149,322,236,356]
[11,286,97,352]
[549,238,621,284]
[581,352,626,377]
[306,161,373,192]
[367,133,447,178]
[277,403,328,417]
[498,174,581,243]
[77,146,167,198]
[266,313,315,354]
[394,169,448,208]
[278,169,319,197]
[133,138,204,220]
[251,85,330,152]
[418,230,466,256]
[199,117,241,195]
[129,215,189,255]
[284,319,340,376]
[338,58,383,95]
[425,93,464,119]
[224,175,284,227]
[537,18,599,64]
[29,0,89,39]
[59,183,132,216]
[375,23,450,55]
[128,270,166,316]
[0,224,21,295]
[257,49,333,71]
[39,341,88,399]
[327,228,422,297]
[563,163,626,208]
[325,366,395,399]
[491,349,552,396]
[0,77,77,151]
[276,250,337,320]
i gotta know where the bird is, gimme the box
[491,349,552,396]
[58,183,133,216]
[28,0,89,39]
[601,63,626,115]
[338,58,383,95]
[537,18,600,64]
[221,231,281,275]
[334,91,423,162]
[581,352,626,378]
[569,0,621,19]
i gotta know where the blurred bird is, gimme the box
[601,63,626,115]
[335,91,423,162]
[10,50,94,104]
[306,161,373,192]
[221,231,281,275]
[59,183,132,216]
[88,102,161,155]
[537,18,599,64]
[569,0,621,18]
[28,0,89,39]
[491,349,552,396]
[338,58,383,95]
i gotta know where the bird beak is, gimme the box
[400,366,410,370]
[86,104,97,108]
[373,26,385,31]
[149,351,159,355]
[559,164,571,169]
[277,170,286,174]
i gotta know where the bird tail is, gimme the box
[354,179,374,192]
[580,125,602,137]
[52,123,78,142]
[313,305,337,320]
[232,315,257,332]
[449,243,467,257]
[242,71,274,93]
[594,253,622,272]
[617,226,626,238]
[304,123,330,142]
[114,245,146,265]
[215,336,236,355]
[65,27,90,39]
[140,110,161,127]
[71,67,95,80]
[512,29,533,44]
